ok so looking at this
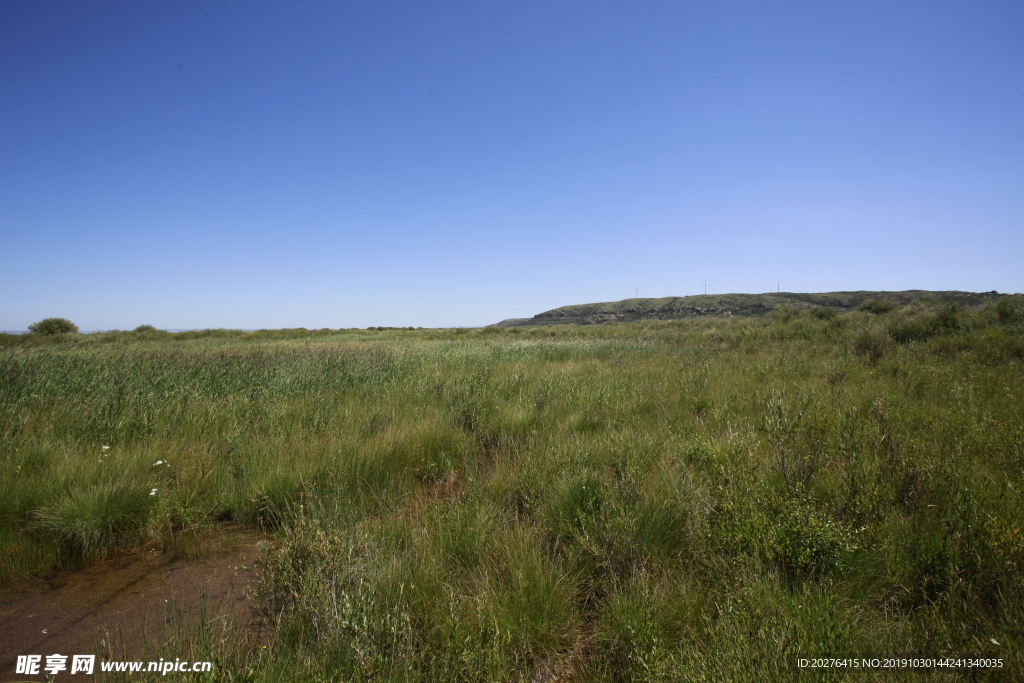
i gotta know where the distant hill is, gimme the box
[491,290,1008,327]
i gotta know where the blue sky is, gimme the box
[2,1,1021,330]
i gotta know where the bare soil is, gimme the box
[0,527,270,682]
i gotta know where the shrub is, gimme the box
[713,494,857,580]
[971,328,1024,363]
[770,306,800,322]
[853,327,890,363]
[933,303,963,332]
[595,573,698,678]
[809,307,837,320]
[771,499,858,580]
[683,438,717,466]
[889,304,964,344]
[889,314,934,344]
[28,318,78,335]
[858,299,896,314]
[134,324,158,333]
[994,295,1024,324]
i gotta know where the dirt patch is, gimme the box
[0,526,270,681]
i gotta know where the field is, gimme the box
[2,297,1023,681]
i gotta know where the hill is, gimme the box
[492,290,1007,327]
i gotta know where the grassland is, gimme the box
[2,297,1023,681]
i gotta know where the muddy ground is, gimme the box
[0,527,270,681]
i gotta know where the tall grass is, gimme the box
[1,298,1022,680]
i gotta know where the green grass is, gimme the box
[2,297,1023,680]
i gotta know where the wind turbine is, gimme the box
[702,279,709,295]
[634,286,640,299]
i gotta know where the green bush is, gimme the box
[994,294,1024,324]
[595,573,697,679]
[852,327,890,363]
[28,317,78,335]
[858,299,896,314]
[134,324,158,332]
[933,303,963,332]
[683,437,718,466]
[888,304,964,344]
[769,306,800,322]
[771,499,857,580]
[975,327,1024,362]
[888,315,934,344]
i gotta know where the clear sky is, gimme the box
[2,1,1021,330]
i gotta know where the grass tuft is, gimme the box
[33,479,151,557]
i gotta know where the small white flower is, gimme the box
[153,460,163,466]
[149,488,158,495]
[101,445,110,451]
